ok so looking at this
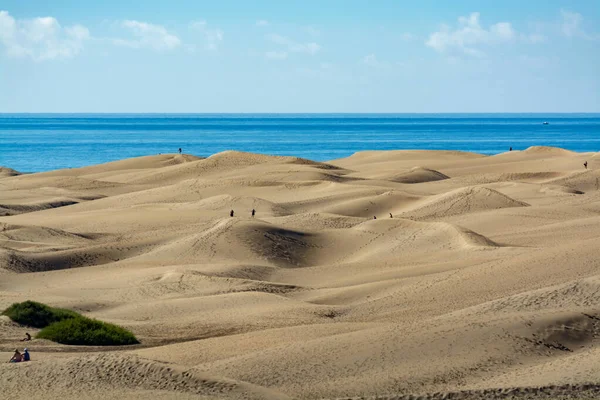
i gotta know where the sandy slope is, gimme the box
[1,147,600,399]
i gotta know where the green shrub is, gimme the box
[3,301,139,346]
[2,300,78,328]
[37,317,139,346]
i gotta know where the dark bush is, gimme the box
[2,300,78,328]
[3,301,139,346]
[37,317,139,346]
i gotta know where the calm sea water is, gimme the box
[1,114,599,173]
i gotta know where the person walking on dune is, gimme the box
[251,209,255,218]
[178,148,182,154]
[230,210,234,217]
[584,161,588,169]
[389,213,393,218]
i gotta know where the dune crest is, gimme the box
[401,186,529,220]
[0,166,20,177]
[385,166,450,184]
[523,146,578,156]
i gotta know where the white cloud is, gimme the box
[267,33,320,55]
[0,10,89,61]
[361,54,390,68]
[561,10,583,37]
[189,20,223,50]
[265,50,287,60]
[426,12,516,56]
[561,10,598,40]
[256,20,269,27]
[490,22,515,40]
[115,20,180,50]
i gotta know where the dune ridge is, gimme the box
[1,148,599,399]
[0,166,21,177]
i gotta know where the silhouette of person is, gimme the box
[509,147,512,151]
[178,148,182,154]
[230,210,234,217]
[251,209,256,217]
[373,216,377,220]
[389,213,393,218]
[20,332,31,342]
[584,161,588,169]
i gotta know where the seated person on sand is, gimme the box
[21,332,31,342]
[22,348,30,362]
[9,349,22,363]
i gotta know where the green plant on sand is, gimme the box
[2,300,79,328]
[37,317,139,346]
[2,300,139,346]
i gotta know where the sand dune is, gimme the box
[176,195,293,216]
[37,153,204,178]
[523,146,579,156]
[1,149,600,399]
[321,190,421,217]
[384,166,450,184]
[0,166,20,177]
[543,169,600,192]
[400,186,529,220]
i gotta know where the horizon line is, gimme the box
[1,112,600,115]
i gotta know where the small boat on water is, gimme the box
[543,121,549,125]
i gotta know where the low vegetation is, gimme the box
[2,300,139,346]
[36,317,139,346]
[2,300,78,328]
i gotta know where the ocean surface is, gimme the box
[1,114,599,173]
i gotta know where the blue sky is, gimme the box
[1,0,599,112]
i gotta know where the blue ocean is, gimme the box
[1,114,599,173]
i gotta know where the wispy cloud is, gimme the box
[400,33,415,41]
[114,20,181,50]
[189,20,223,50]
[296,62,335,78]
[304,26,320,37]
[267,33,321,55]
[0,10,89,61]
[561,10,583,38]
[362,54,379,67]
[265,50,287,60]
[426,12,516,57]
[256,20,269,27]
[521,33,546,44]
[561,10,598,40]
[361,54,390,69]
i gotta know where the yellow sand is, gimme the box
[1,148,600,399]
